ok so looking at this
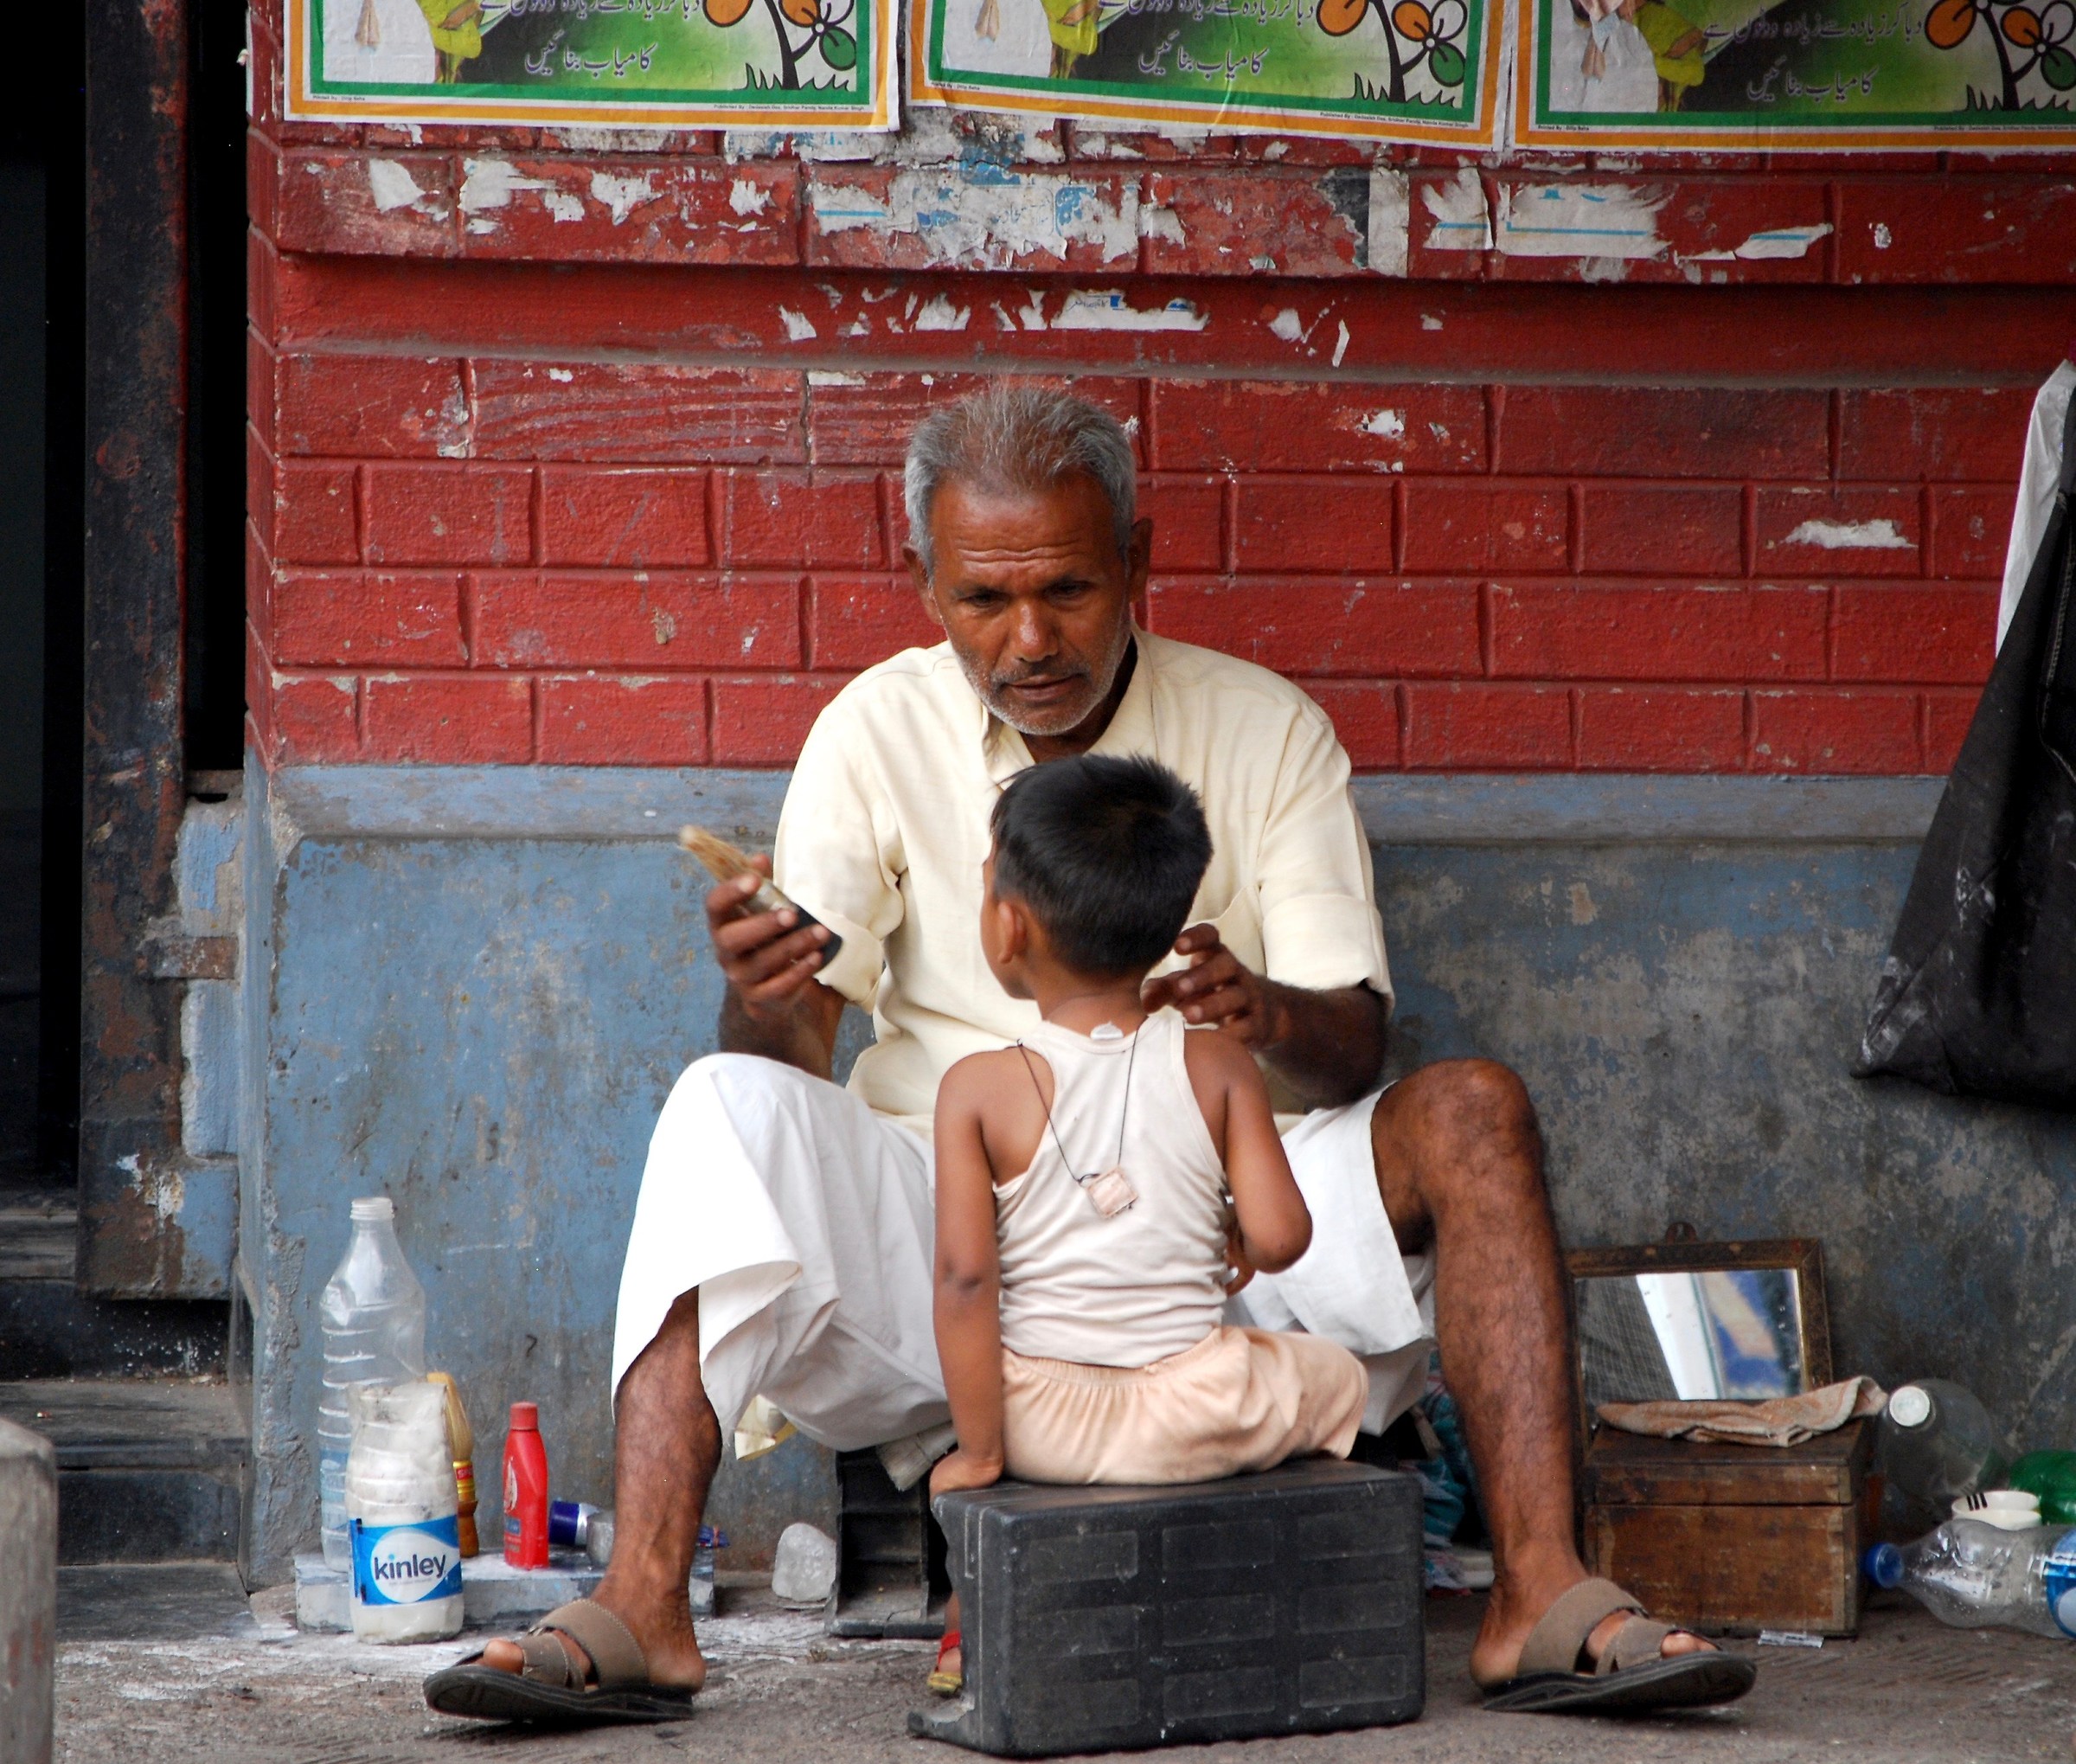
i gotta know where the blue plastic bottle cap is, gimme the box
[1864,1543,1904,1588]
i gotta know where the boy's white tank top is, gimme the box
[994,1011,1231,1369]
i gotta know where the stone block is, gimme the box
[0,1417,55,1764]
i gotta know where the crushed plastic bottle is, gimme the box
[346,1380,463,1642]
[1874,1379,2009,1538]
[318,1197,427,1568]
[1867,1516,2076,1639]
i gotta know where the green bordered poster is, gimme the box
[286,0,895,127]
[1516,0,2076,145]
[910,0,1501,142]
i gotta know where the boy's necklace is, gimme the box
[1014,1026,1140,1219]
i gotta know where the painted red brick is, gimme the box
[250,626,361,766]
[363,673,535,763]
[1401,481,1568,574]
[470,362,803,465]
[273,459,360,563]
[1755,487,1922,578]
[1150,579,1479,677]
[363,464,534,567]
[1404,683,1572,770]
[1836,388,2035,482]
[1495,386,1829,479]
[1836,178,2076,285]
[275,151,458,258]
[1139,476,1225,574]
[1233,479,1394,573]
[807,373,1144,469]
[1151,381,1486,474]
[455,161,798,266]
[1925,689,1983,774]
[1929,488,2015,581]
[1830,587,1996,685]
[274,354,469,458]
[1750,690,1921,773]
[1579,484,1743,576]
[540,468,710,568]
[1487,178,1829,287]
[272,571,466,666]
[1490,584,1826,681]
[1575,688,1746,772]
[809,575,941,670]
[1301,681,1402,768]
[722,471,884,569]
[538,675,710,766]
[802,168,1140,273]
[711,675,849,766]
[474,572,800,670]
[1140,171,1364,279]
[247,131,281,247]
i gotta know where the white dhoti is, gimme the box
[612,1054,1436,1451]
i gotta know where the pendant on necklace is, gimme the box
[1085,1166,1138,1217]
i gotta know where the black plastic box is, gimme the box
[909,1459,1424,1756]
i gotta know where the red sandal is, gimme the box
[926,1627,962,1697]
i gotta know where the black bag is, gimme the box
[1854,384,2076,1107]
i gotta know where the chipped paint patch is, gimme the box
[588,171,656,224]
[1332,320,1350,368]
[458,157,551,215]
[729,178,772,217]
[1421,168,1490,252]
[807,369,868,387]
[1682,222,1833,264]
[1139,205,1187,246]
[1367,169,1410,275]
[1362,408,1406,439]
[543,190,584,223]
[1497,183,1669,260]
[365,160,425,214]
[809,170,1137,270]
[913,294,971,331]
[778,307,818,342]
[1783,518,1916,551]
[1269,307,1305,343]
[548,368,574,382]
[1050,291,1207,332]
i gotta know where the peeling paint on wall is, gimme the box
[1496,183,1669,260]
[1782,518,1917,550]
[458,157,554,216]
[1048,290,1208,332]
[1683,222,1834,263]
[1366,169,1410,276]
[778,307,818,342]
[1420,167,1491,253]
[588,171,657,225]
[809,169,1137,269]
[365,160,426,214]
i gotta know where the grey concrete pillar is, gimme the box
[0,1417,55,1764]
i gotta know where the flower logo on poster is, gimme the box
[1316,0,1468,100]
[705,0,861,84]
[1924,0,2076,106]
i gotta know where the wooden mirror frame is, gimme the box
[1563,1238,1832,1447]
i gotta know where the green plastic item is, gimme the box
[2007,1450,2076,1524]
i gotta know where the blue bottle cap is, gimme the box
[1863,1543,1903,1588]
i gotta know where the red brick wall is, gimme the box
[243,0,2076,773]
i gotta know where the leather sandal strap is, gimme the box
[526,1599,650,1692]
[1517,1578,1646,1677]
[510,1628,584,1690]
[1601,1614,1682,1675]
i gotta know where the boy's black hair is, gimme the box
[989,754,1213,977]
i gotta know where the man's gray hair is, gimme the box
[903,385,1137,577]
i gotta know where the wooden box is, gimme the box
[1581,1411,1871,1637]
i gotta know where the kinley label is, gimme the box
[351,1515,464,1606]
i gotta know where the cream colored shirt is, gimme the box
[772,631,1393,1138]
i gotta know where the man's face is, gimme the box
[907,473,1150,741]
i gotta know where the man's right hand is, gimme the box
[707,857,832,1017]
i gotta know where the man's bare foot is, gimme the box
[1469,1556,1715,1687]
[478,1579,708,1693]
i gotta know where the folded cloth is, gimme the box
[1597,1376,1887,1447]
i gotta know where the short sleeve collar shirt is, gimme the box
[773,631,1392,1136]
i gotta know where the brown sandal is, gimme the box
[424,1598,697,1727]
[1479,1578,1757,1715]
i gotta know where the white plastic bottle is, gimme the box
[318,1197,427,1568]
[1866,1516,2076,1638]
[346,1380,464,1641]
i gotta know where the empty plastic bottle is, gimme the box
[1874,1379,2009,1538]
[2009,1450,2076,1526]
[1866,1517,2076,1638]
[318,1196,427,1568]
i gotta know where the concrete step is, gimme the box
[0,1196,75,1281]
[0,1380,245,1564]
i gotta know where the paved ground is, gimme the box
[53,1565,2076,1763]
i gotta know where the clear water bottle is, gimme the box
[318,1197,426,1568]
[1874,1379,2009,1537]
[1866,1517,2076,1638]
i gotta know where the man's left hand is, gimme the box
[930,1447,1003,1497]
[1140,925,1286,1049]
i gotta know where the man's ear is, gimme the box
[902,542,948,632]
[1124,516,1153,600]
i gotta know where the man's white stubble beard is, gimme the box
[958,615,1134,739]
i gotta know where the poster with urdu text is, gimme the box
[287,0,896,128]
[911,0,1501,141]
[1516,0,2076,146]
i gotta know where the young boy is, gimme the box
[927,754,1369,1503]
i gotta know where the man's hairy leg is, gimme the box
[480,1289,712,1690]
[1371,1060,1711,1684]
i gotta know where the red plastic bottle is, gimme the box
[503,1401,550,1568]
